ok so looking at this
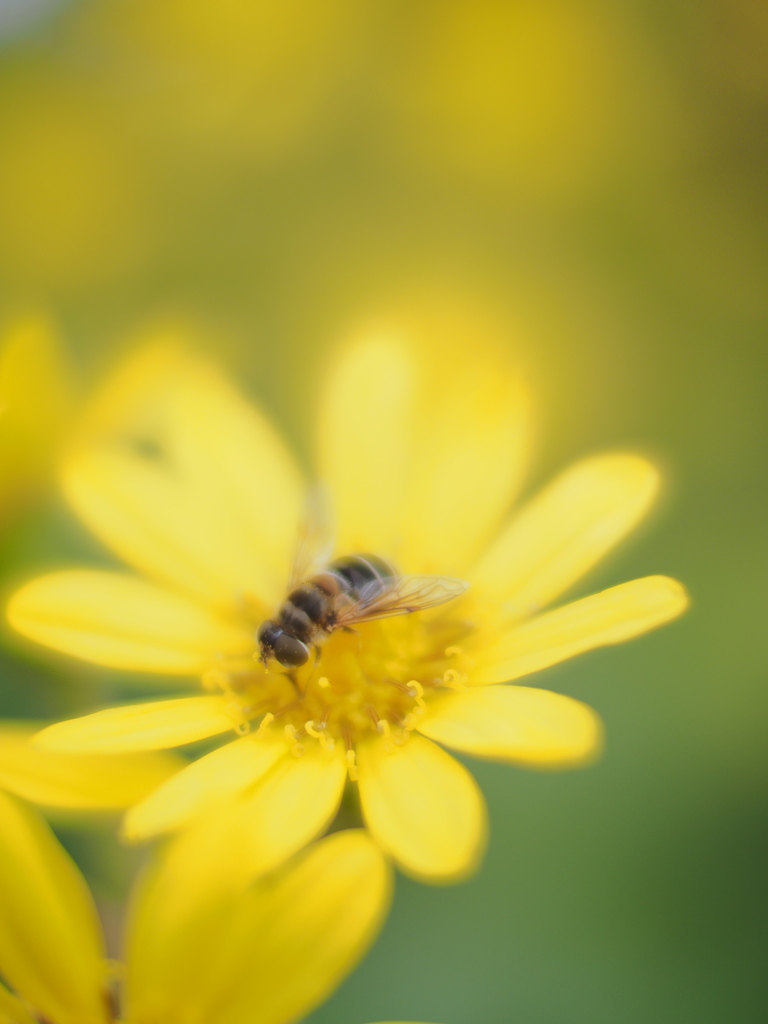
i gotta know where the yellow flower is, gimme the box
[8,329,688,884]
[0,315,180,813]
[0,787,393,1024]
[0,719,181,813]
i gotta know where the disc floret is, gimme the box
[204,612,471,774]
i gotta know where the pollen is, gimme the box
[204,607,473,769]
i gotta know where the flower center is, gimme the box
[203,607,473,776]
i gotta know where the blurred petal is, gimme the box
[123,733,287,841]
[472,454,660,618]
[64,340,303,611]
[8,570,250,674]
[472,576,689,684]
[318,324,529,574]
[126,830,392,1024]
[419,685,602,767]
[237,742,348,877]
[35,697,235,753]
[0,314,73,518]
[0,721,182,809]
[317,335,413,561]
[357,732,487,883]
[0,791,107,1024]
[0,981,37,1024]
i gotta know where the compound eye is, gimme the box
[272,633,310,668]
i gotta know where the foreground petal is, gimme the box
[126,830,392,1024]
[35,697,235,753]
[0,722,182,809]
[318,324,529,573]
[419,685,602,767]
[64,341,303,611]
[0,981,37,1024]
[472,576,689,684]
[472,454,660,618]
[237,742,348,877]
[0,792,107,1024]
[123,734,286,840]
[8,571,250,674]
[357,733,487,883]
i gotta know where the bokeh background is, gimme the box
[0,1,767,1022]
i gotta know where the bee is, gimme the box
[256,493,469,668]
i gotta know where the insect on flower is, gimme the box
[8,323,689,885]
[257,496,469,669]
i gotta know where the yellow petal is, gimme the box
[0,314,73,519]
[472,576,689,684]
[63,338,303,611]
[472,454,660,618]
[0,721,182,809]
[419,685,602,767]
[317,319,529,574]
[0,792,107,1024]
[357,732,487,883]
[35,696,235,753]
[317,335,412,561]
[8,570,250,674]
[139,741,348,902]
[0,981,38,1024]
[123,734,286,840]
[236,741,348,877]
[126,830,392,1024]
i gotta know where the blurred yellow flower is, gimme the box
[8,328,688,884]
[0,787,392,1024]
[75,0,368,160]
[0,314,184,812]
[385,0,681,199]
[0,84,147,288]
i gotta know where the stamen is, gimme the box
[442,668,468,692]
[233,584,475,765]
[255,712,275,737]
[284,723,304,756]
[318,730,335,752]
[367,705,381,728]
[224,701,251,736]
[406,679,427,712]
[378,718,396,753]
[387,679,413,694]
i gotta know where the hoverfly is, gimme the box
[256,490,469,668]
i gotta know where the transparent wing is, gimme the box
[334,574,469,626]
[288,483,335,590]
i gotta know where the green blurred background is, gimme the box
[0,1,767,1021]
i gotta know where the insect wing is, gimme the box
[334,574,469,626]
[288,484,335,590]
